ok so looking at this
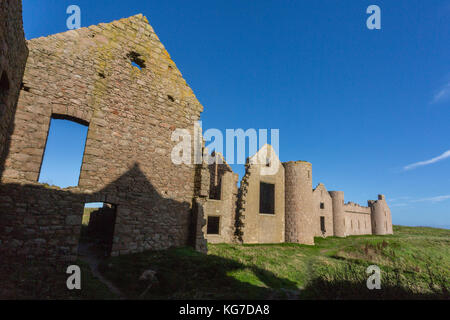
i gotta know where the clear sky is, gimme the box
[23,0,450,228]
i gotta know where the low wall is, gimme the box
[344,202,372,235]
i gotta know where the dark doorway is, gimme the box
[320,216,326,233]
[0,71,9,97]
[78,202,117,258]
[0,71,9,117]
[207,216,220,235]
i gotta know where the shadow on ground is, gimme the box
[301,277,449,300]
[1,240,448,300]
[98,247,300,300]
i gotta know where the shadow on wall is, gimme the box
[0,163,204,265]
[0,0,29,180]
[0,82,22,180]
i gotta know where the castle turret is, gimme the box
[370,194,393,235]
[283,161,314,245]
[329,191,346,237]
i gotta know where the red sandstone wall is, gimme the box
[312,184,334,237]
[344,202,372,235]
[0,0,28,175]
[0,15,204,260]
[283,161,314,245]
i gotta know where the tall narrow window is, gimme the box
[259,182,275,214]
[320,202,325,209]
[320,216,326,233]
[207,216,220,235]
[38,115,89,188]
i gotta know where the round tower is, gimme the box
[283,161,314,245]
[329,191,346,237]
[370,194,390,235]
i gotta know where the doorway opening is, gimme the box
[78,202,117,258]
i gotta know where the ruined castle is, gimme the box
[202,145,393,247]
[0,2,392,263]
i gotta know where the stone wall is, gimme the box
[0,183,83,261]
[329,191,345,237]
[312,184,334,237]
[208,153,232,200]
[239,145,285,244]
[344,202,372,235]
[0,15,205,261]
[203,170,239,243]
[0,0,28,177]
[283,161,315,245]
[202,153,238,243]
[370,195,393,235]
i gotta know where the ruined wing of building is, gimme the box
[203,145,393,246]
[0,3,392,264]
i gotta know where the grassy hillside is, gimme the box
[1,225,448,299]
[98,225,449,299]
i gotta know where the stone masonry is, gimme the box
[202,146,393,245]
[0,13,207,261]
[283,161,315,245]
[237,145,285,244]
[0,0,28,176]
[312,183,333,238]
[202,153,239,244]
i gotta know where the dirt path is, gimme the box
[78,243,125,299]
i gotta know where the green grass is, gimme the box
[1,225,448,299]
[82,208,97,226]
[97,225,449,299]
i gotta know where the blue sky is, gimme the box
[24,0,450,228]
